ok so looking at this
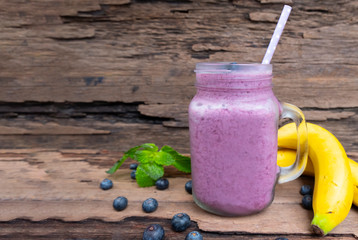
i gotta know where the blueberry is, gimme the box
[155,178,169,190]
[185,180,192,194]
[302,194,313,210]
[129,163,138,170]
[300,185,313,195]
[275,238,288,240]
[142,198,158,213]
[131,170,136,179]
[185,231,203,240]
[100,178,113,190]
[142,224,165,240]
[171,213,191,232]
[113,196,128,211]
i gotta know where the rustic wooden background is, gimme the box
[0,0,357,154]
[0,1,357,239]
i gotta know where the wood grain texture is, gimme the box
[0,0,356,151]
[0,1,357,238]
[0,108,356,153]
[0,149,358,239]
[2,219,357,240]
[0,0,357,105]
[0,0,357,153]
[1,219,357,240]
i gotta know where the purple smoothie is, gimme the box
[189,63,281,216]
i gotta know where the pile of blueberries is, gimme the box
[300,184,313,210]
[100,163,197,240]
[143,213,202,240]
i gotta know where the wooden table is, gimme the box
[0,0,357,238]
[1,148,358,239]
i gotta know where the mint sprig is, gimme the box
[106,143,191,187]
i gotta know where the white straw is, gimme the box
[262,5,292,64]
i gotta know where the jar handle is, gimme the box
[277,102,308,184]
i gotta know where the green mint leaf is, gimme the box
[172,157,191,173]
[124,146,141,159]
[154,151,175,166]
[126,143,158,158]
[107,143,190,187]
[161,145,191,173]
[136,165,156,187]
[138,143,158,152]
[106,143,158,174]
[106,154,130,174]
[133,150,155,163]
[139,162,164,181]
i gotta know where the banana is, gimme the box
[350,160,358,207]
[277,148,358,207]
[278,148,314,176]
[278,122,354,236]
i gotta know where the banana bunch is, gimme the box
[277,122,354,236]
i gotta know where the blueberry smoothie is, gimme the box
[189,63,281,216]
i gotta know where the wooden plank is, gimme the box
[0,149,358,238]
[0,117,191,152]
[139,104,357,126]
[0,113,356,153]
[1,219,356,240]
[0,0,357,155]
[0,122,110,135]
[0,0,356,108]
